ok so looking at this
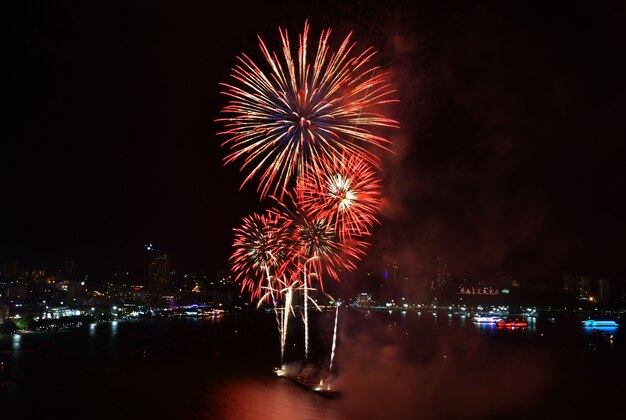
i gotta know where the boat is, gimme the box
[582,320,619,328]
[312,385,342,399]
[472,315,504,324]
[273,367,342,399]
[497,317,528,329]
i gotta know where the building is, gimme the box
[563,274,609,302]
[431,256,452,292]
[0,304,10,323]
[563,274,591,297]
[0,259,18,279]
[6,284,28,300]
[67,281,86,300]
[595,278,610,302]
[355,292,373,308]
[144,243,170,294]
[64,259,77,281]
[118,285,146,303]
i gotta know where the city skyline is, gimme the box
[2,1,625,287]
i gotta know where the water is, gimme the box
[1,310,624,419]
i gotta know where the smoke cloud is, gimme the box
[333,312,552,419]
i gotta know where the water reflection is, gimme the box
[1,312,624,420]
[526,316,537,333]
[583,325,617,347]
[12,334,21,352]
[89,323,97,337]
[208,376,346,420]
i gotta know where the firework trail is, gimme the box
[302,260,315,362]
[297,153,382,240]
[329,301,342,375]
[217,20,398,199]
[259,276,297,363]
[231,210,294,363]
[281,286,292,361]
[297,273,324,363]
[260,277,321,364]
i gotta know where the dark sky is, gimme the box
[1,0,625,285]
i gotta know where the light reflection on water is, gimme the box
[206,376,347,420]
[88,323,96,337]
[12,334,21,352]
[0,312,623,419]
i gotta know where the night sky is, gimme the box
[1,0,625,286]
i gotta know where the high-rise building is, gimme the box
[64,259,77,281]
[144,243,170,294]
[595,278,610,302]
[67,281,86,300]
[431,256,452,292]
[563,274,592,299]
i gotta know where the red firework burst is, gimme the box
[230,210,293,301]
[272,192,367,291]
[217,20,398,199]
[297,153,382,240]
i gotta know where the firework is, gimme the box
[297,153,382,240]
[231,210,296,363]
[217,20,398,199]
[271,191,365,360]
[230,210,293,301]
[272,191,366,288]
[221,20,398,367]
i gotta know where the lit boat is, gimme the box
[497,317,528,329]
[274,367,342,399]
[581,320,619,327]
[472,315,504,324]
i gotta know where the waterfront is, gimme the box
[1,309,624,419]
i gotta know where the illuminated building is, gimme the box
[355,292,373,308]
[563,274,591,298]
[118,285,146,303]
[6,284,28,300]
[563,274,609,301]
[67,281,86,300]
[144,243,171,294]
[595,278,610,302]
[431,256,452,292]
